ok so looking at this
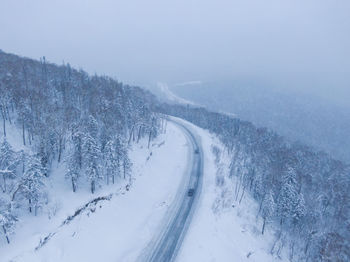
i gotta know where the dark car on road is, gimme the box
[194,149,199,154]
[187,188,195,197]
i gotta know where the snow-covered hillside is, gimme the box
[2,49,345,261]
[1,118,288,262]
[1,121,188,261]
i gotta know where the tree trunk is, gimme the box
[262,218,266,235]
[2,176,6,193]
[239,185,246,204]
[91,180,95,194]
[6,105,11,124]
[2,225,10,244]
[58,137,62,163]
[1,108,6,137]
[71,177,76,192]
[2,117,5,137]
[137,126,142,143]
[148,130,152,149]
[128,125,135,145]
[22,120,26,146]
[256,194,265,218]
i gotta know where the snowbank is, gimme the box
[1,121,188,262]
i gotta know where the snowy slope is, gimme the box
[2,118,288,262]
[174,119,288,262]
[1,121,189,262]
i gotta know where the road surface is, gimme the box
[140,119,203,262]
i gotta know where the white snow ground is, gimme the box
[1,121,188,262]
[1,118,287,262]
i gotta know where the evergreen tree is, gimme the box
[20,155,46,214]
[104,139,119,185]
[83,134,100,193]
[277,167,298,226]
[292,193,305,228]
[0,140,17,193]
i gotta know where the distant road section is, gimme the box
[141,118,203,262]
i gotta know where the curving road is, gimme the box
[140,119,203,262]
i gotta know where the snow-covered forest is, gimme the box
[0,50,349,261]
[160,104,350,262]
[0,51,160,244]
[1,0,349,261]
[170,81,350,163]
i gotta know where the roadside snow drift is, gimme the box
[174,119,288,262]
[2,121,188,262]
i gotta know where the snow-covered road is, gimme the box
[140,119,203,262]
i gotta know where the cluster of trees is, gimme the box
[160,104,350,262]
[0,51,160,244]
[0,140,45,243]
[1,49,348,261]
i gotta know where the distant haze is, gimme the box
[171,80,350,163]
[1,0,349,106]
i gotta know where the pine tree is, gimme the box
[104,139,119,185]
[86,115,98,139]
[65,130,83,192]
[83,134,100,193]
[66,157,80,193]
[20,156,46,214]
[277,167,298,226]
[0,140,17,193]
[292,193,305,228]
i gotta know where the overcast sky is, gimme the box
[1,0,349,106]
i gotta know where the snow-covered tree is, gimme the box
[0,140,17,193]
[0,208,17,244]
[86,115,98,139]
[104,139,119,185]
[65,157,80,193]
[83,134,100,193]
[261,190,275,234]
[13,155,46,214]
[0,51,161,242]
[292,193,305,228]
[277,167,298,226]
[65,130,83,192]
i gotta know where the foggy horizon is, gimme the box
[1,0,349,107]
